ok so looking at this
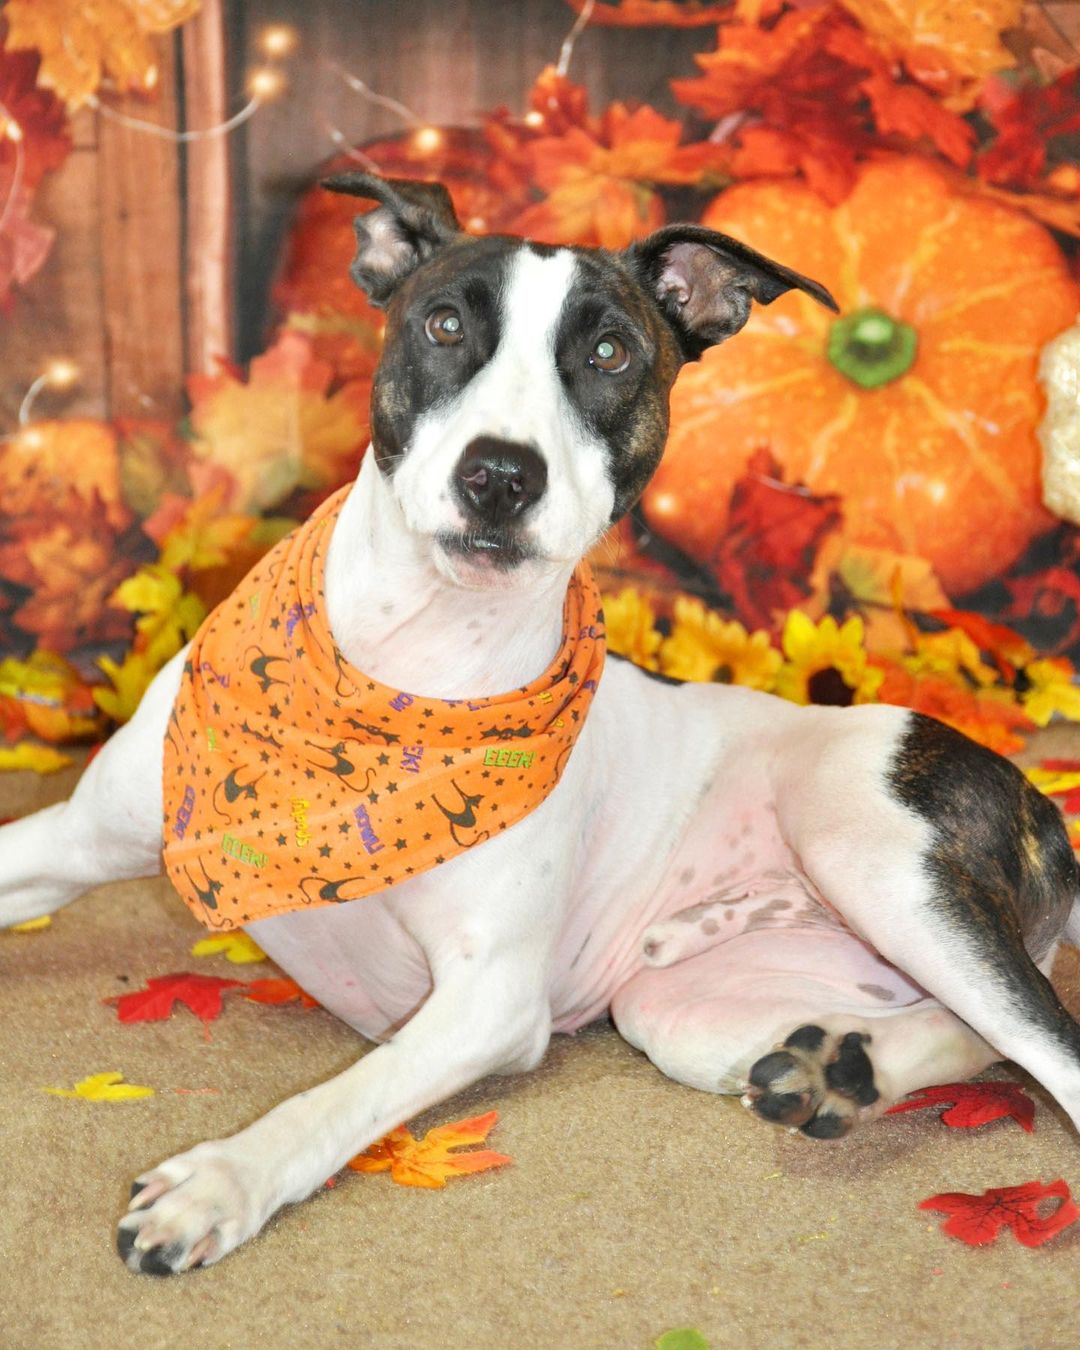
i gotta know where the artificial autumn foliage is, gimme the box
[920,1178,1079,1247]
[105,971,243,1024]
[347,1110,512,1189]
[887,1081,1036,1132]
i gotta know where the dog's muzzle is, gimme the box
[454,437,548,529]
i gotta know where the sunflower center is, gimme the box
[806,666,855,706]
[712,663,734,684]
[827,307,918,390]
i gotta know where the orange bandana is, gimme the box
[162,486,606,930]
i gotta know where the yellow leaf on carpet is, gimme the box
[10,915,52,932]
[43,1071,155,1101]
[191,932,268,964]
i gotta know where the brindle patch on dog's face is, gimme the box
[371,234,683,586]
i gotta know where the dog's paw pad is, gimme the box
[116,1148,254,1275]
[744,1025,878,1140]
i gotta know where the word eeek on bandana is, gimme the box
[162,487,606,930]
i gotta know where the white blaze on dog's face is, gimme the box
[322,172,837,588]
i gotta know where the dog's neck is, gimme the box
[324,451,574,700]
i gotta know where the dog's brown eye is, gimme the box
[589,334,629,374]
[425,307,464,346]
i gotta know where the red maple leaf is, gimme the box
[978,70,1080,190]
[711,448,842,633]
[920,1179,1079,1248]
[886,1081,1036,1132]
[105,972,243,1023]
[238,977,320,1008]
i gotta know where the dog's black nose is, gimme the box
[455,438,547,527]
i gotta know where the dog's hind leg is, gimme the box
[613,926,997,1137]
[0,649,183,927]
[781,707,1080,1135]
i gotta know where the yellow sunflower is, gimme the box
[659,598,781,690]
[601,587,662,671]
[775,611,883,706]
[904,629,997,688]
[1018,658,1080,727]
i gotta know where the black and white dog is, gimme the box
[2,174,1077,1275]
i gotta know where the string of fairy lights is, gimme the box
[3,2,598,427]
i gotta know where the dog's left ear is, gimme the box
[625,224,838,361]
[321,171,461,307]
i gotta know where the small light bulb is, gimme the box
[260,25,298,58]
[20,427,45,449]
[44,358,79,390]
[249,67,285,101]
[412,126,443,154]
[5,119,23,142]
[144,64,159,91]
[524,110,544,129]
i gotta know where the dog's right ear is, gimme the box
[321,172,461,307]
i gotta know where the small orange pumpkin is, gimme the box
[643,156,1079,595]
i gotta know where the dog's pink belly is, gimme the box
[547,789,840,1033]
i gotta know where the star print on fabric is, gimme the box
[160,486,605,931]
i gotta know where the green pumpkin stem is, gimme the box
[827,307,918,390]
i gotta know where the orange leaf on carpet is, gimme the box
[347,1110,512,1189]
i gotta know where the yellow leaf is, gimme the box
[4,0,202,110]
[1024,768,1080,797]
[43,1070,155,1101]
[0,743,72,773]
[10,915,53,932]
[93,650,160,724]
[191,933,268,965]
[187,332,369,513]
[840,0,1022,111]
[347,1110,512,1188]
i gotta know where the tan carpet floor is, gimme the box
[2,732,1079,1350]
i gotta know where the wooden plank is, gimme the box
[96,39,186,421]
[0,144,107,426]
[182,0,235,375]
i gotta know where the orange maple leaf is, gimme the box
[4,0,202,110]
[841,0,1022,112]
[347,1110,512,1189]
[187,332,369,513]
[0,420,131,531]
[515,102,728,247]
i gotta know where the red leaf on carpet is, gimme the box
[920,1179,1079,1247]
[887,1081,1036,1132]
[104,971,243,1023]
[238,977,320,1008]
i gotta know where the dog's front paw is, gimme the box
[116,1143,266,1275]
[741,1025,879,1139]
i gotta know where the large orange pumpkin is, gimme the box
[643,157,1080,596]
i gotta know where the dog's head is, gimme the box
[323,172,836,589]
